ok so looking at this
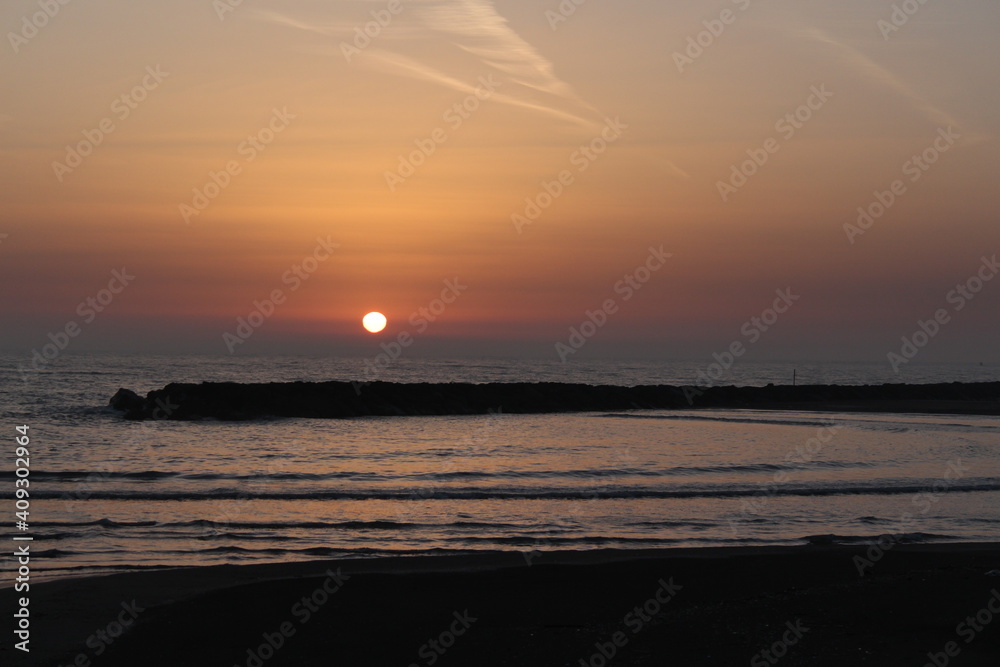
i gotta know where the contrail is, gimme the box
[255,0,603,129]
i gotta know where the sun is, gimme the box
[362,311,387,333]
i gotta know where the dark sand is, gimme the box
[6,544,1000,666]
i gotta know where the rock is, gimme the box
[109,388,145,418]
[107,380,1000,421]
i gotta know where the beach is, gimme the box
[6,543,1000,666]
[4,357,999,664]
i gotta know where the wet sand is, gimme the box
[6,543,1000,666]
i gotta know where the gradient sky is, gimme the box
[1,0,998,363]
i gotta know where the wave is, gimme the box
[600,413,839,428]
[0,470,178,481]
[461,532,959,546]
[30,518,540,531]
[25,549,77,559]
[6,458,878,484]
[56,532,968,556]
[32,518,159,527]
[0,470,385,481]
[456,535,675,546]
[625,520,717,528]
[802,532,957,545]
[187,545,443,557]
[421,460,875,479]
[28,479,1000,501]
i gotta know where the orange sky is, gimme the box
[1,0,998,362]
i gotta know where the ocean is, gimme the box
[2,354,999,582]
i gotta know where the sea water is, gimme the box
[1,354,997,581]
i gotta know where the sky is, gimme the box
[1,0,998,365]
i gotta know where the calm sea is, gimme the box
[1,354,999,581]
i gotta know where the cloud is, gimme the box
[255,0,603,129]
[252,9,422,39]
[414,0,596,107]
[361,48,602,127]
[801,27,970,136]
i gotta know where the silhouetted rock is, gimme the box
[108,388,145,419]
[107,380,1000,421]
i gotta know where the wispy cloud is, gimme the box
[415,0,598,110]
[252,9,423,39]
[362,49,602,128]
[255,0,603,129]
[801,27,973,138]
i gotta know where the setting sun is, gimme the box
[362,311,387,333]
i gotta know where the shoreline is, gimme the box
[109,379,1000,420]
[6,542,1000,665]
